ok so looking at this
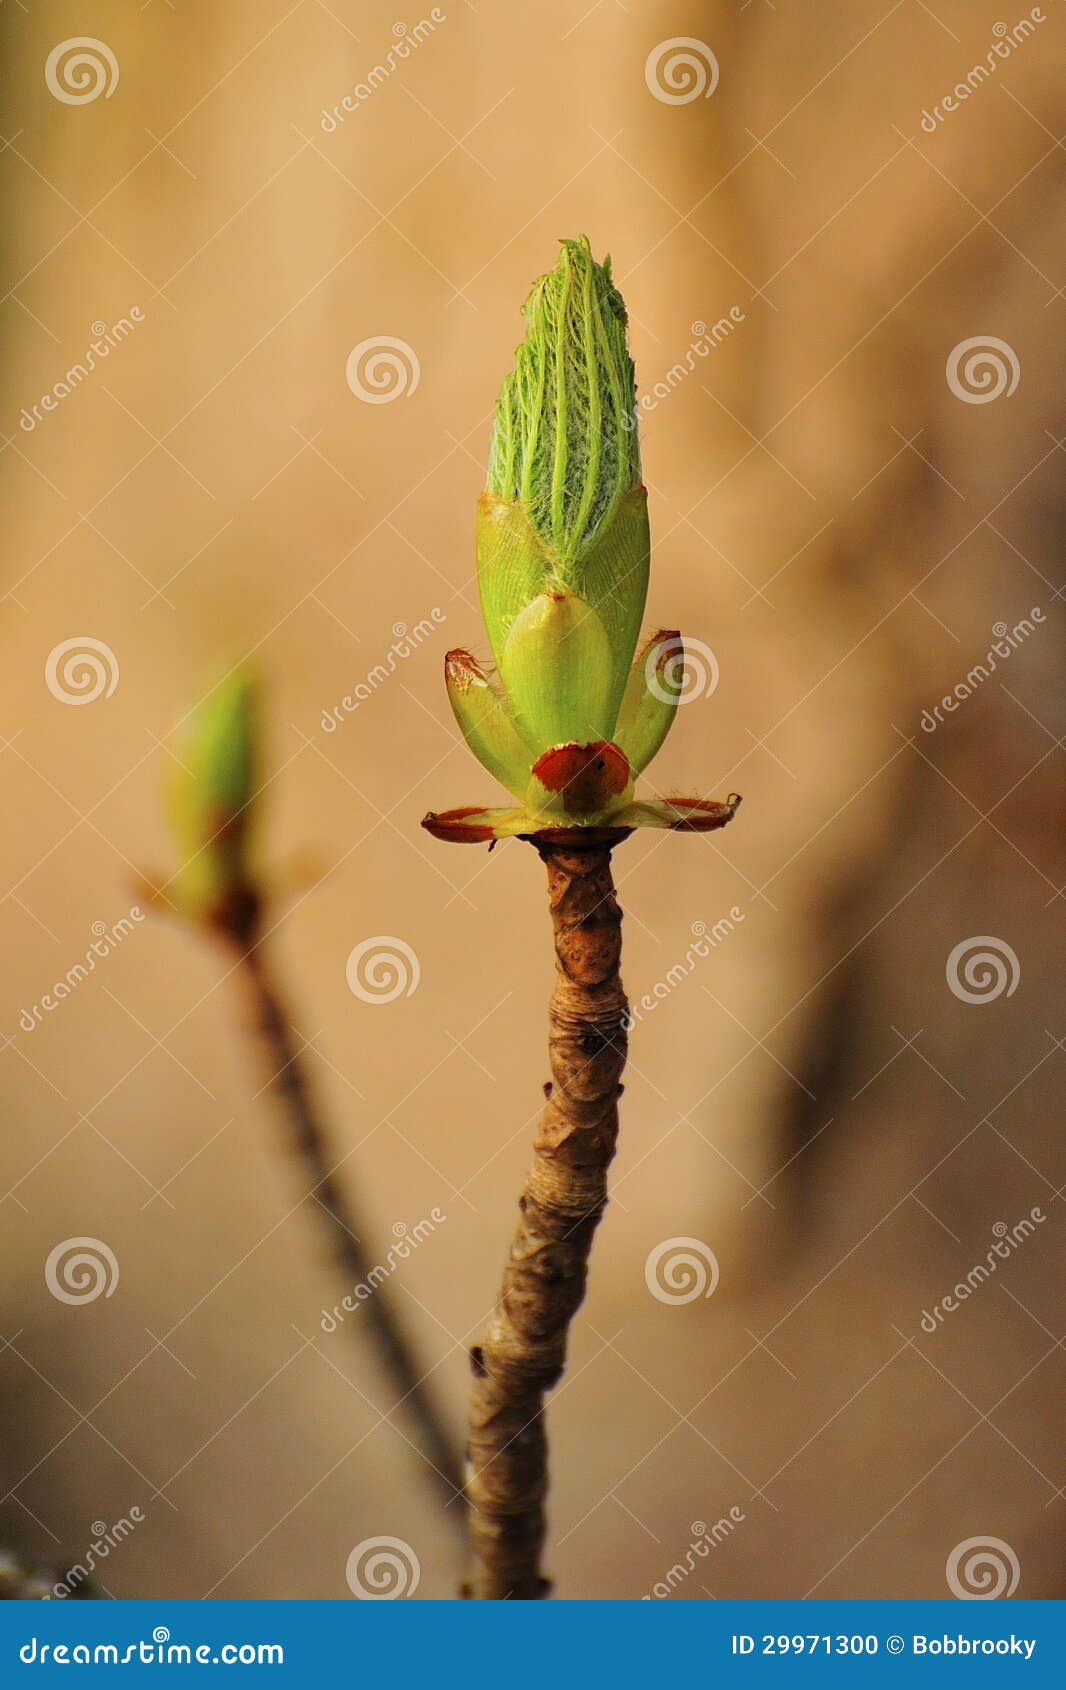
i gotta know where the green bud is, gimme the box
[479,237,649,731]
[165,670,258,927]
[499,590,615,751]
[487,235,640,562]
[422,240,742,847]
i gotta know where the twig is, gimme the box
[229,913,465,1514]
[464,838,628,1598]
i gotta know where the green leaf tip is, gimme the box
[486,235,641,565]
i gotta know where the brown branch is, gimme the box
[464,838,628,1598]
[229,918,464,1515]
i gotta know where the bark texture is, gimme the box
[233,930,464,1511]
[465,839,628,1599]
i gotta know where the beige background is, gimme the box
[1,0,1062,1600]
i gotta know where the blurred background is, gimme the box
[1,0,1062,1601]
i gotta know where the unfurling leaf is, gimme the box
[424,238,739,845]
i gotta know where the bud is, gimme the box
[479,235,648,731]
[423,238,741,846]
[164,670,258,928]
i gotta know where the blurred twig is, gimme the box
[154,673,464,1523]
[0,1548,98,1600]
[226,907,466,1516]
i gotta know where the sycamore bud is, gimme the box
[165,670,258,928]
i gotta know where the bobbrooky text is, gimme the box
[18,310,146,433]
[920,610,1044,732]
[626,909,745,1029]
[913,1638,1034,1659]
[320,12,447,132]
[321,1209,446,1331]
[920,1208,1046,1332]
[321,610,446,733]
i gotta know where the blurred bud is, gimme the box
[164,670,258,932]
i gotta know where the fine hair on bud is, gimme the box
[486,235,640,565]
